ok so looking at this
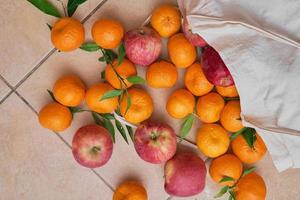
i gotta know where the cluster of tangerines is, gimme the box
[31,0,268,199]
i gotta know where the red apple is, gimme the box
[72,124,113,168]
[164,152,207,197]
[134,121,177,164]
[124,27,162,66]
[202,45,234,86]
[182,17,207,47]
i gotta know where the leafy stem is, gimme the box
[56,0,67,17]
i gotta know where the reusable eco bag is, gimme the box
[178,0,300,171]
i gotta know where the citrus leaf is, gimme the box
[100,113,115,120]
[127,76,146,84]
[103,118,115,143]
[219,176,235,183]
[80,42,100,52]
[117,43,126,66]
[126,125,134,141]
[27,0,61,17]
[214,186,229,198]
[47,89,56,101]
[105,50,117,63]
[230,127,247,141]
[101,70,106,80]
[115,120,128,144]
[228,190,236,200]
[99,57,106,62]
[47,23,52,30]
[100,90,123,101]
[242,167,256,177]
[125,93,131,115]
[241,127,257,148]
[69,106,82,117]
[224,97,240,102]
[67,0,87,17]
[180,114,195,138]
[91,112,103,126]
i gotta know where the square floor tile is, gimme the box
[0,0,104,86]
[0,79,11,102]
[0,93,113,200]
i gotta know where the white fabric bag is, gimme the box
[178,0,300,171]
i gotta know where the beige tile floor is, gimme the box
[1,0,300,200]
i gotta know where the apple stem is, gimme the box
[150,132,157,140]
[92,146,101,153]
[139,29,145,35]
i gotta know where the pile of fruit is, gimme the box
[29,0,268,199]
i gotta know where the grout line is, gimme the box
[1,0,109,104]
[0,74,15,104]
[14,48,57,90]
[81,0,108,23]
[14,90,116,192]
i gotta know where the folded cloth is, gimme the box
[178,0,300,172]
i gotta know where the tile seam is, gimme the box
[12,90,116,192]
[2,0,109,102]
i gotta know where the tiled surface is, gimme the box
[0,0,104,86]
[0,78,11,102]
[1,0,300,200]
[0,93,113,200]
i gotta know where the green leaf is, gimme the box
[99,57,106,62]
[27,0,61,17]
[219,176,235,184]
[67,0,87,17]
[180,114,195,138]
[230,127,247,141]
[228,190,236,200]
[101,70,106,80]
[80,42,100,52]
[92,112,103,126]
[47,89,56,101]
[103,118,115,143]
[106,50,117,62]
[214,186,229,198]
[224,97,240,102]
[100,90,123,101]
[241,127,257,148]
[126,125,134,141]
[242,167,256,177]
[100,113,115,120]
[47,23,52,30]
[125,93,131,115]
[117,43,126,66]
[69,106,83,117]
[115,120,128,144]
[127,76,146,85]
